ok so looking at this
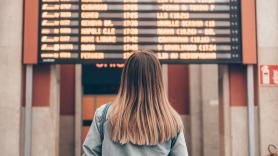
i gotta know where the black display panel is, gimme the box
[82,63,122,94]
[38,0,242,64]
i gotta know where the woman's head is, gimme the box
[110,50,183,145]
[119,50,164,104]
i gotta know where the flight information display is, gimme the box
[38,0,242,64]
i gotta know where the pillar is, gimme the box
[60,65,75,156]
[200,65,220,156]
[168,65,191,154]
[189,64,220,156]
[0,0,23,155]
[30,65,60,156]
[218,65,260,156]
[256,0,278,155]
[75,65,83,156]
[189,65,203,156]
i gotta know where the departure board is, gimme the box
[38,0,242,64]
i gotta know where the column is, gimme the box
[189,65,203,156]
[189,64,220,156]
[218,65,260,156]
[31,65,60,156]
[168,65,191,154]
[201,65,220,156]
[59,65,76,156]
[0,0,23,155]
[256,0,278,155]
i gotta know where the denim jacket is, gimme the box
[82,104,189,156]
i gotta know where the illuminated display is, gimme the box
[38,0,242,64]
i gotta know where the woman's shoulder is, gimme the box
[94,103,112,119]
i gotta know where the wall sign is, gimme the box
[260,65,278,86]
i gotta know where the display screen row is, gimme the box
[38,0,242,64]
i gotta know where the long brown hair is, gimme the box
[109,50,183,145]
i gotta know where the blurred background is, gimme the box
[1,0,278,156]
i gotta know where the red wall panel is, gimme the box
[60,65,75,115]
[168,65,190,115]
